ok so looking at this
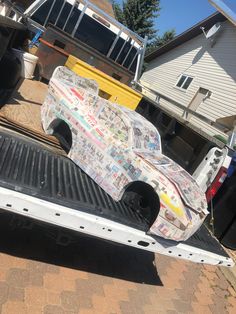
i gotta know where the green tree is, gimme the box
[146,29,176,54]
[112,0,160,42]
[155,29,176,46]
[111,1,125,25]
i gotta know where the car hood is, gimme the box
[135,151,208,215]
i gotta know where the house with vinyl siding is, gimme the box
[140,12,236,139]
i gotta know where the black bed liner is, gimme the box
[184,224,228,257]
[0,128,146,230]
[0,128,229,258]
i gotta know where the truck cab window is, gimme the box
[31,0,54,25]
[116,40,132,65]
[56,2,72,29]
[110,37,137,72]
[123,47,137,68]
[75,14,116,56]
[46,0,64,26]
[110,37,125,61]
[130,56,138,73]
[64,7,81,34]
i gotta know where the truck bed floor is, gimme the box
[184,224,229,258]
[0,128,147,230]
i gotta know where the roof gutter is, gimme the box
[145,12,226,62]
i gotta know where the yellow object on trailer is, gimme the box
[66,55,142,110]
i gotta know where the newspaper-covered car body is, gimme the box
[41,66,209,242]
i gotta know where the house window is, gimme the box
[176,75,193,90]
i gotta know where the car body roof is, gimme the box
[105,102,163,153]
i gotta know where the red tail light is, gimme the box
[206,167,228,203]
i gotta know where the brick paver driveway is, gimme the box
[0,212,235,314]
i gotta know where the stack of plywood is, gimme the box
[0,79,64,153]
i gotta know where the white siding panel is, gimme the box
[141,20,236,136]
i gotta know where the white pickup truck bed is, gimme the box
[0,127,234,267]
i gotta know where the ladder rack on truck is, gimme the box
[0,127,234,267]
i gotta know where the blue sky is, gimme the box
[116,0,236,36]
[156,0,236,36]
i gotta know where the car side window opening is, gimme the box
[132,122,161,153]
[98,104,129,143]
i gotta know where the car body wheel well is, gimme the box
[49,118,72,154]
[122,181,160,227]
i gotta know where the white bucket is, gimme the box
[12,48,38,79]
